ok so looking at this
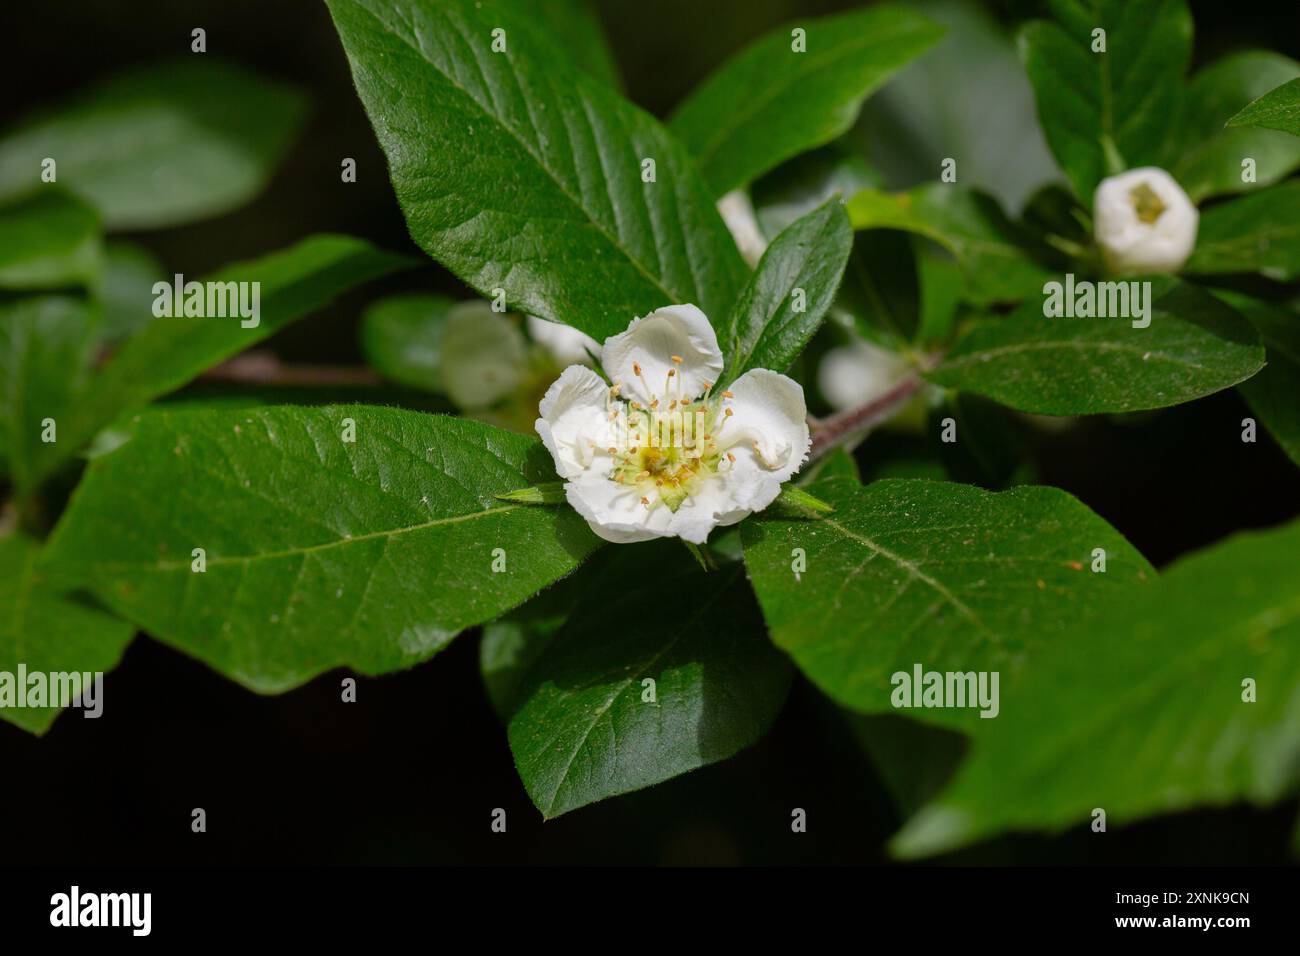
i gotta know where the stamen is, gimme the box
[722,390,733,398]
[671,355,683,364]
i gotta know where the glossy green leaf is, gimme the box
[0,295,99,495]
[30,234,411,490]
[669,5,943,197]
[43,406,600,693]
[1228,76,1300,137]
[847,185,1055,305]
[508,549,791,817]
[722,198,851,380]
[0,191,100,290]
[1173,52,1300,202]
[1017,0,1192,201]
[741,476,1153,731]
[751,142,880,240]
[359,293,456,393]
[0,59,306,229]
[1185,180,1300,281]
[0,533,135,735]
[927,278,1265,414]
[508,0,621,90]
[94,241,166,345]
[895,516,1300,857]
[326,0,745,342]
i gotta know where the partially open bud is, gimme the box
[1093,167,1198,276]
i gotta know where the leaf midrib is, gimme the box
[345,0,684,310]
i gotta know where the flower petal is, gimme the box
[601,304,723,405]
[564,473,665,543]
[714,368,811,484]
[441,302,527,409]
[535,365,615,480]
[526,315,600,367]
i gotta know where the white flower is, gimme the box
[717,190,769,267]
[535,304,810,544]
[440,302,527,409]
[818,339,911,412]
[526,315,600,367]
[1093,167,1198,276]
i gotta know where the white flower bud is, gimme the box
[1093,167,1197,275]
[817,340,910,413]
[716,190,768,267]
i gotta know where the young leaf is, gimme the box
[359,293,456,393]
[669,5,944,197]
[325,0,745,342]
[0,295,100,495]
[1173,52,1300,202]
[894,516,1300,858]
[29,234,411,490]
[721,198,851,380]
[42,406,600,693]
[508,548,791,817]
[1185,180,1300,281]
[740,476,1153,731]
[0,59,306,229]
[1017,0,1192,201]
[1227,76,1300,137]
[0,191,101,290]
[927,278,1265,415]
[846,185,1054,305]
[0,533,135,735]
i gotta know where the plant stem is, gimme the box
[806,374,922,463]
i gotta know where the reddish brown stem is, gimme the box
[807,374,922,462]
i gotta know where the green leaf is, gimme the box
[0,59,306,229]
[1241,353,1300,468]
[927,278,1265,415]
[751,141,881,240]
[508,548,791,817]
[837,229,921,343]
[1017,0,1192,201]
[1185,180,1300,281]
[857,0,1061,214]
[846,185,1054,306]
[1228,76,1300,137]
[894,516,1300,857]
[0,191,101,290]
[0,533,135,735]
[481,570,586,720]
[741,476,1153,731]
[722,198,851,380]
[42,406,600,693]
[326,0,745,342]
[0,295,100,495]
[843,711,967,818]
[1173,52,1300,202]
[509,0,622,90]
[495,482,566,504]
[94,241,166,345]
[359,293,455,393]
[29,234,411,491]
[669,5,943,197]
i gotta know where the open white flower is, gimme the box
[818,339,911,412]
[1093,167,1198,276]
[536,304,810,544]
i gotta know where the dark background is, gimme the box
[1,0,1298,865]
